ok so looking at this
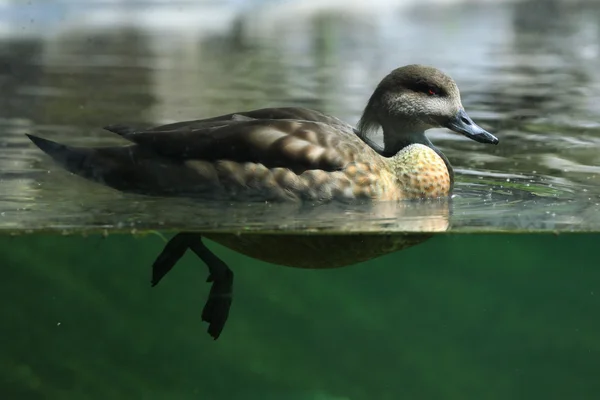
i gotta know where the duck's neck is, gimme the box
[380,122,431,155]
[357,111,431,154]
[356,114,453,175]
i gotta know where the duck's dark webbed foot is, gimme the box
[151,233,233,340]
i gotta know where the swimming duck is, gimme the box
[26,64,498,340]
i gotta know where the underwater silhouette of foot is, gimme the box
[151,232,233,340]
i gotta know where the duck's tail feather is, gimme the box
[26,134,95,176]
[25,134,213,196]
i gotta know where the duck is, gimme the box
[26,64,498,340]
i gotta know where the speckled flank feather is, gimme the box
[181,142,448,202]
[184,158,397,202]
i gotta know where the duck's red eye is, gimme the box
[428,89,436,96]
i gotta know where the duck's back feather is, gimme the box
[146,107,353,132]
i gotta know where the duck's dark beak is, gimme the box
[445,109,499,145]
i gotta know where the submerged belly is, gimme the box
[203,233,433,269]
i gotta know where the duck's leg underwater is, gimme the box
[151,233,233,340]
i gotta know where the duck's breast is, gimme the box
[389,144,451,199]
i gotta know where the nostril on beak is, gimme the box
[460,117,471,125]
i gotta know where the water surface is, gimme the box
[1,0,600,234]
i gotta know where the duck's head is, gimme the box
[357,64,498,152]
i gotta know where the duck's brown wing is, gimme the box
[104,118,364,173]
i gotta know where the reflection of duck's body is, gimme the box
[27,65,498,339]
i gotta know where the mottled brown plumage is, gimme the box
[26,65,499,340]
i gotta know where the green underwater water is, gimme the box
[1,233,599,400]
